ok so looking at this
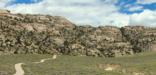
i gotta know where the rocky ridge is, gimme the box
[0,9,155,57]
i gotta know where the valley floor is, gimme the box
[0,52,156,75]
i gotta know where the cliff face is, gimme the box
[71,26,133,57]
[121,26,156,53]
[0,10,155,57]
[0,13,76,55]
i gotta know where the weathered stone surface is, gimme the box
[0,9,10,15]
[0,10,155,57]
[121,26,156,53]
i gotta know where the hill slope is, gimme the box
[0,9,156,57]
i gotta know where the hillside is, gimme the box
[0,9,156,57]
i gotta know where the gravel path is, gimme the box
[13,63,24,75]
[13,55,57,75]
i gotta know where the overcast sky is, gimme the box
[0,0,156,27]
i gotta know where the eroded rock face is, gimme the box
[0,12,75,55]
[0,10,155,57]
[67,26,133,57]
[0,9,10,15]
[121,26,156,53]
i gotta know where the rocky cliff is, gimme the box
[0,10,155,57]
[121,26,156,53]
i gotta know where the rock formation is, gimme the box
[121,26,156,53]
[0,9,10,15]
[0,9,155,57]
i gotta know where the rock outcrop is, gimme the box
[0,9,155,57]
[121,26,156,53]
[0,9,10,15]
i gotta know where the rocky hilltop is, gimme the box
[0,9,155,57]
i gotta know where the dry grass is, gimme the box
[0,52,156,75]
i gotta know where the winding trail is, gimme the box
[13,63,24,75]
[33,55,57,64]
[13,55,57,75]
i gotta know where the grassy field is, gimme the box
[0,52,156,75]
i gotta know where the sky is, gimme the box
[0,0,156,27]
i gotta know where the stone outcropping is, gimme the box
[121,26,156,53]
[0,9,10,15]
[0,9,156,57]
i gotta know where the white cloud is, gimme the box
[137,0,156,4]
[0,0,12,8]
[0,0,156,27]
[130,10,156,27]
[128,6,143,12]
